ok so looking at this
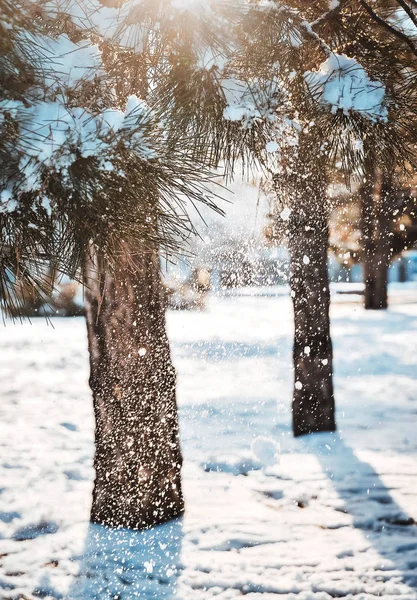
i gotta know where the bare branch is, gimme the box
[275,4,332,56]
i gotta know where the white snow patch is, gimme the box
[1,94,154,192]
[280,206,291,221]
[305,53,388,121]
[251,436,280,466]
[266,141,279,153]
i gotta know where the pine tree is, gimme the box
[0,0,225,528]
[74,0,273,527]
[356,1,417,309]
[233,0,417,435]
[1,0,268,529]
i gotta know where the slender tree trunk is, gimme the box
[83,245,184,530]
[276,137,336,437]
[361,169,393,310]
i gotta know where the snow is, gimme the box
[1,290,417,599]
[280,206,291,221]
[39,0,130,41]
[305,54,388,122]
[251,436,280,466]
[222,78,279,126]
[1,94,154,193]
[41,34,102,90]
[266,141,279,153]
[390,9,417,38]
[0,189,16,213]
[222,79,259,123]
[1,4,161,201]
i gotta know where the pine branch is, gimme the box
[310,0,349,27]
[269,3,333,56]
[394,0,417,30]
[360,0,417,57]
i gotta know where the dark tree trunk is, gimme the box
[276,137,336,437]
[361,169,393,310]
[83,246,184,530]
[288,203,336,437]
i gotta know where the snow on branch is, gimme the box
[305,54,388,122]
[39,34,103,90]
[0,95,155,196]
[222,78,277,125]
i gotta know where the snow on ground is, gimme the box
[1,288,417,599]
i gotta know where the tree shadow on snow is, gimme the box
[332,308,417,380]
[303,433,417,589]
[67,517,183,600]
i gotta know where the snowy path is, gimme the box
[1,293,417,599]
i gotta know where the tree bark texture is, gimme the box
[361,169,393,310]
[275,137,336,437]
[84,246,184,530]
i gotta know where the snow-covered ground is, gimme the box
[1,289,417,599]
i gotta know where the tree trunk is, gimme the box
[83,245,184,530]
[275,137,336,437]
[361,169,393,310]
